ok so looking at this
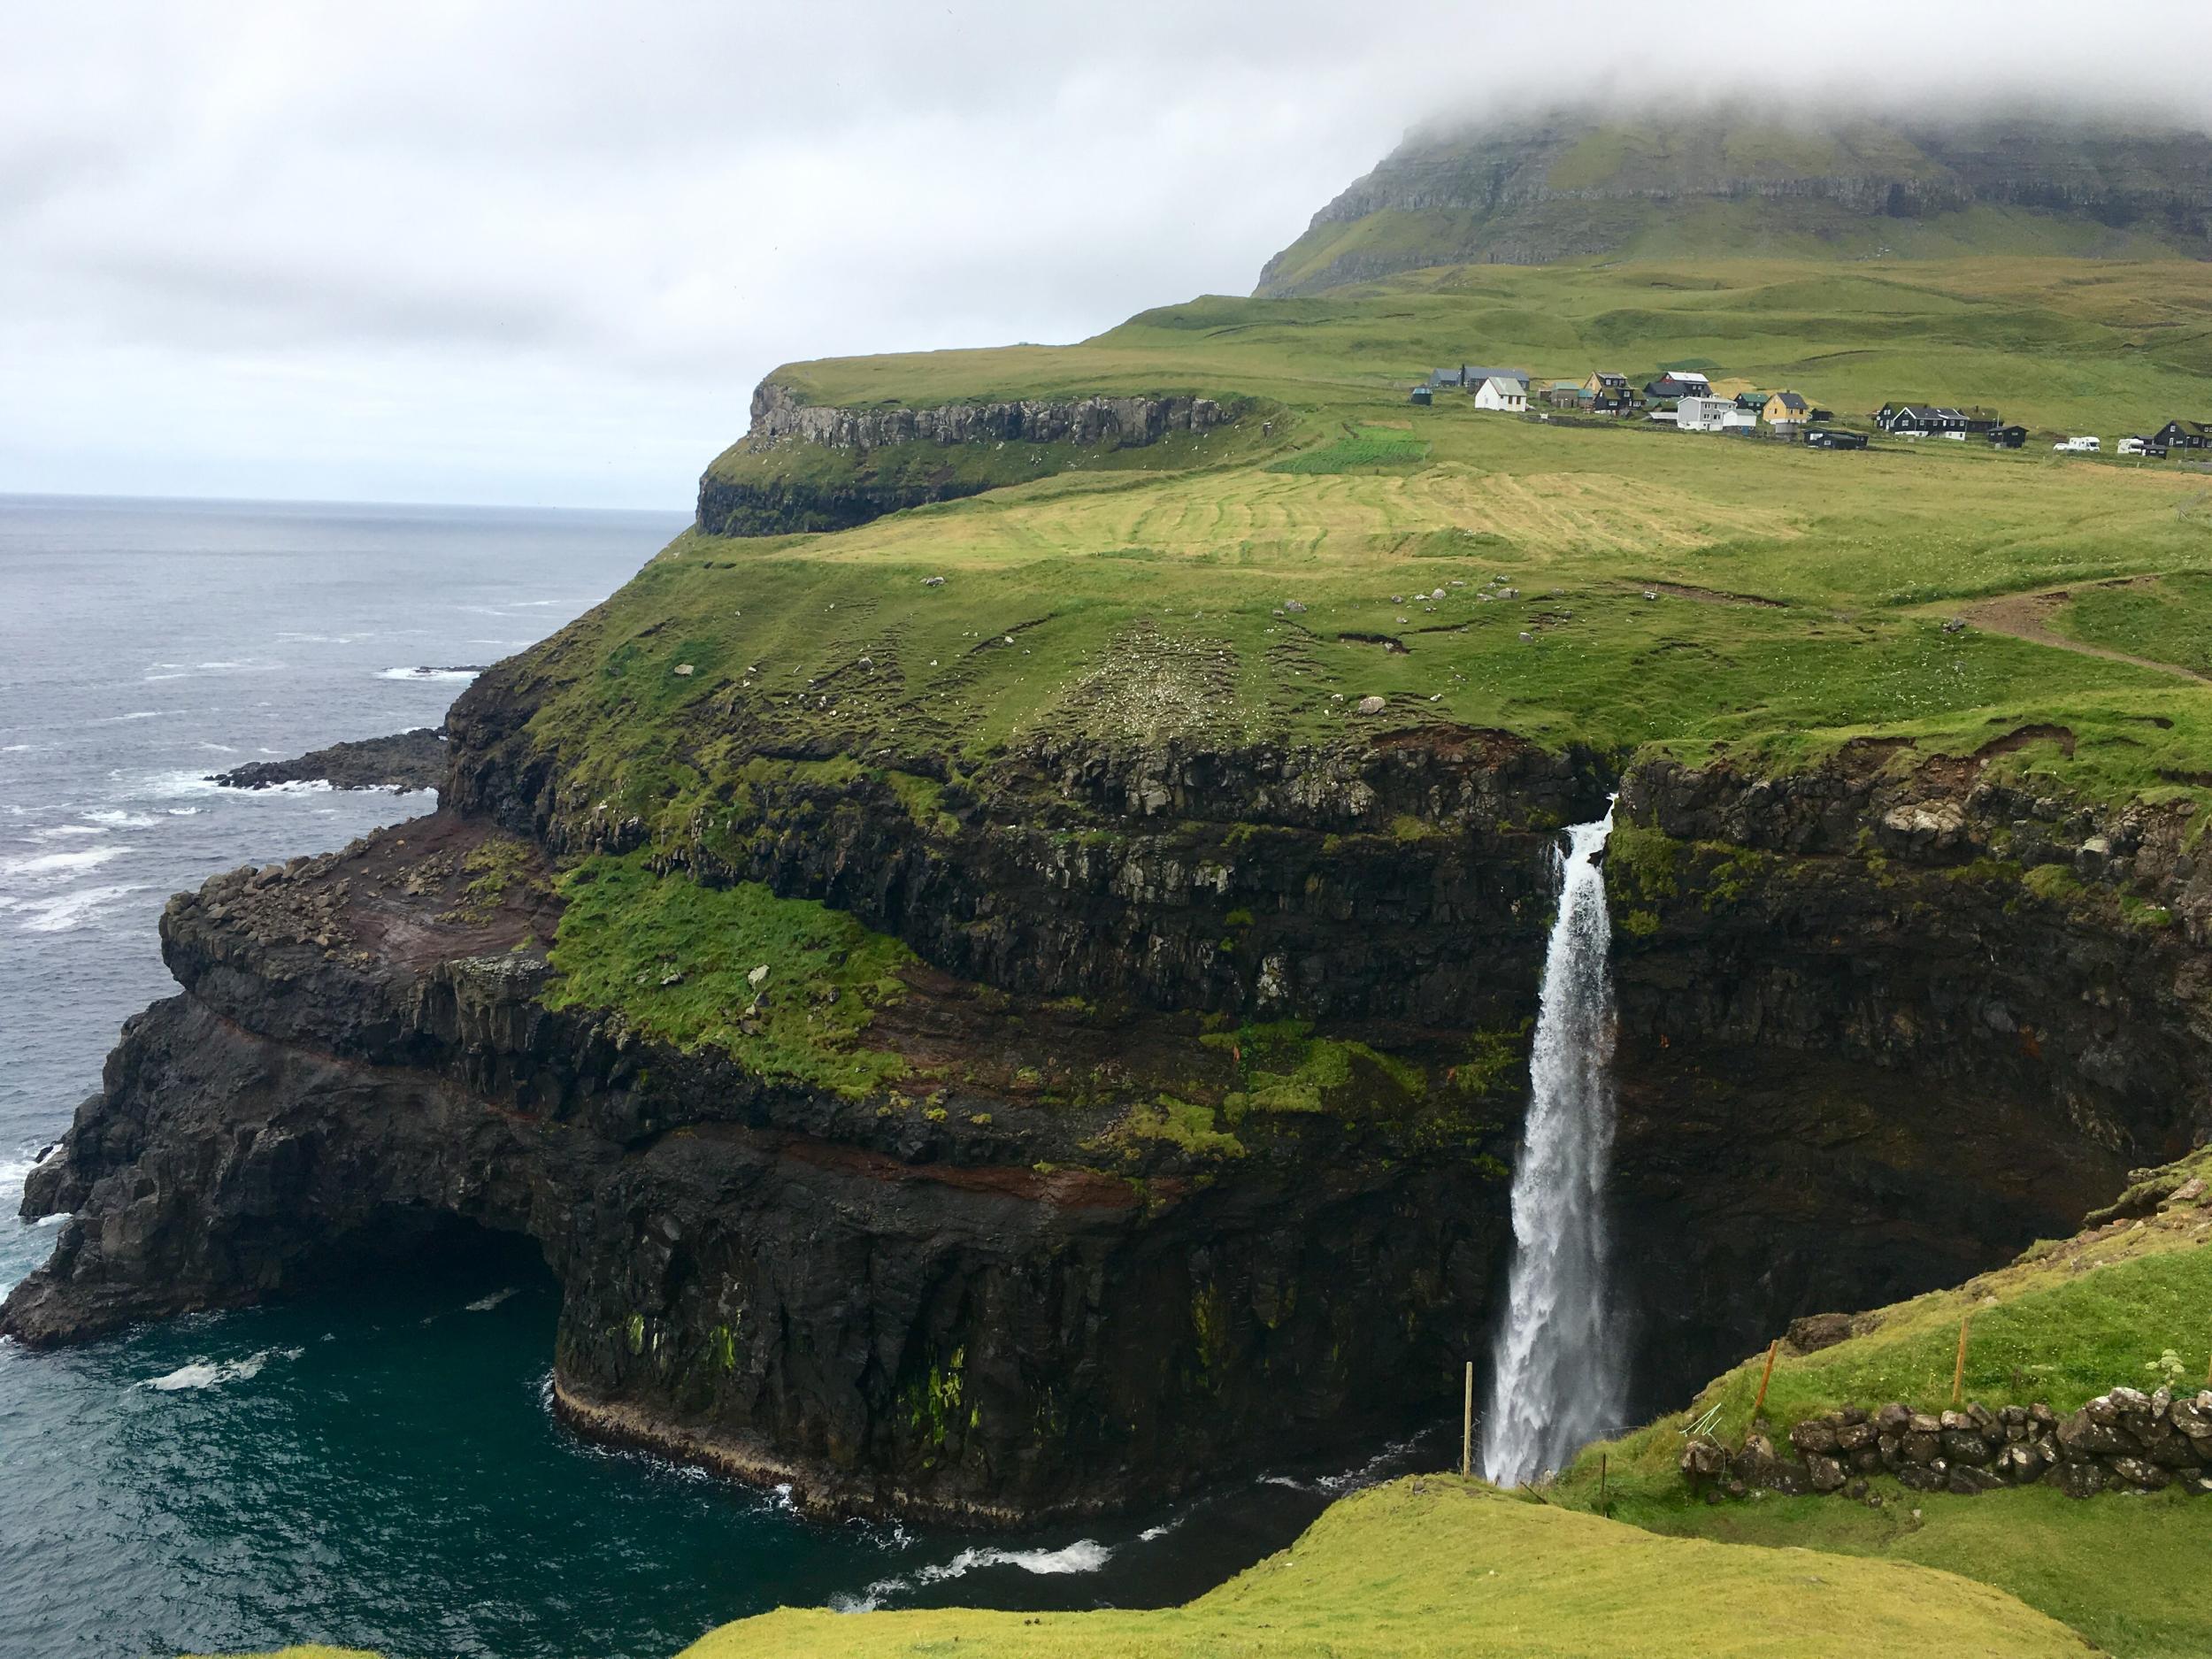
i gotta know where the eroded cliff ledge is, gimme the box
[695,382,1237,538]
[7,712,2209,1523]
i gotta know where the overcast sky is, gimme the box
[4,3,2206,510]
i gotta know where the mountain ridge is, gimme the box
[1257,111,2212,295]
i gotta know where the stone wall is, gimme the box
[1681,1387,2212,1502]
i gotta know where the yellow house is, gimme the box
[1763,390,1811,425]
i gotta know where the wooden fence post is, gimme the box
[1953,1312,1973,1408]
[1749,1339,1780,1424]
[1462,1361,1474,1479]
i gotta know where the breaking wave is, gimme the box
[832,1540,1116,1613]
[140,1347,304,1392]
[0,845,131,881]
[0,884,146,933]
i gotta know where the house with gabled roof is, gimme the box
[1646,369,1712,400]
[1763,391,1811,425]
[2153,419,2211,450]
[1472,375,1527,413]
[1432,365,1532,393]
[1874,402,2001,438]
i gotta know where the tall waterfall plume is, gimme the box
[1482,803,1627,1486]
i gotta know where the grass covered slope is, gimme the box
[494,258,2212,872]
[1547,1151,2212,1657]
[772,258,2212,438]
[680,1480,2093,1659]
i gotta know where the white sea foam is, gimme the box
[0,1150,47,1207]
[141,1346,304,1392]
[197,742,239,754]
[379,667,480,682]
[151,769,327,798]
[5,883,145,933]
[32,824,108,839]
[465,1287,518,1312]
[1,743,33,753]
[86,810,159,827]
[92,710,176,724]
[0,845,131,881]
[833,1540,1115,1613]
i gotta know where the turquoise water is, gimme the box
[0,495,1388,1657]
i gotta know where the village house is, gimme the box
[1874,402,2001,438]
[1676,395,1753,434]
[1545,380,1588,409]
[1646,369,1713,400]
[2153,419,2211,451]
[1431,365,1531,393]
[1763,390,1811,425]
[1408,384,1432,406]
[1473,374,1528,413]
[1584,371,1630,398]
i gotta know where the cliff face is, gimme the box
[1605,741,2212,1387]
[4,746,1571,1525]
[1256,112,2212,294]
[695,383,1231,538]
[11,680,2208,1519]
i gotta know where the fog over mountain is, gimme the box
[4,1,2208,505]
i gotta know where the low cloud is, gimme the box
[2,1,2203,506]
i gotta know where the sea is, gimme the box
[0,495,1406,1658]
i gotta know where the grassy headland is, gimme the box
[499,257,2212,1070]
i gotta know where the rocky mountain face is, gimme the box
[9,661,2208,1520]
[1257,112,2212,295]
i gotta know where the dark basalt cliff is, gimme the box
[695,382,1231,538]
[8,680,2211,1521]
[1256,112,2212,295]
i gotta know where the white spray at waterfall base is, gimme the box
[1483,802,1628,1486]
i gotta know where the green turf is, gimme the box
[677,1479,2094,1659]
[543,852,917,1097]
[2055,572,2212,678]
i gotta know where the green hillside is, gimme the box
[677,1481,2092,1659]
[1546,1149,2212,1658]
[1256,113,2212,296]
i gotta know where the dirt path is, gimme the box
[1959,578,2212,684]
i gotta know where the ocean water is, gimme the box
[0,495,1394,1658]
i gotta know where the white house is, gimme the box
[1676,395,1736,433]
[1473,375,1527,413]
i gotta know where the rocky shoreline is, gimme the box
[211,726,446,795]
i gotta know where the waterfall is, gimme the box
[1482,801,1627,1486]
